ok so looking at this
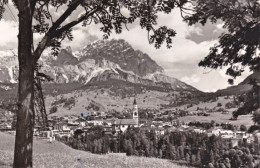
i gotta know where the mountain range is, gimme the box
[0,39,258,115]
[0,39,199,94]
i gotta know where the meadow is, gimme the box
[0,132,190,168]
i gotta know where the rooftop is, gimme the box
[113,119,138,125]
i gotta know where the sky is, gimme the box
[0,3,253,92]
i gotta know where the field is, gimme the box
[0,132,190,168]
[178,112,254,127]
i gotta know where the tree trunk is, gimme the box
[13,1,34,167]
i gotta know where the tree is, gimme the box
[49,105,58,114]
[185,0,260,84]
[240,125,247,131]
[252,109,260,125]
[233,79,260,117]
[0,0,189,167]
[217,103,222,107]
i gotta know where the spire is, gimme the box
[133,97,137,105]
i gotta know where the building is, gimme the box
[154,126,165,136]
[87,120,104,126]
[75,118,86,127]
[112,119,138,133]
[132,97,138,126]
[207,127,223,136]
[112,98,139,133]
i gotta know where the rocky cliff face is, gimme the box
[0,50,18,83]
[0,39,199,92]
[76,39,164,77]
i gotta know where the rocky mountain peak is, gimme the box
[0,39,199,93]
[51,49,79,66]
[65,46,73,54]
[79,39,164,77]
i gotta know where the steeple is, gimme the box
[132,97,138,126]
[133,97,137,105]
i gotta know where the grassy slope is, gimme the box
[46,89,170,117]
[174,97,254,127]
[47,93,254,128]
[178,113,253,127]
[0,132,189,168]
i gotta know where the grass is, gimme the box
[46,89,170,117]
[0,132,190,168]
[178,112,254,127]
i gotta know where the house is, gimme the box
[245,135,254,144]
[220,130,235,139]
[112,119,138,133]
[52,122,71,136]
[166,126,177,133]
[194,128,206,134]
[103,126,113,135]
[231,138,239,147]
[140,125,152,133]
[68,118,79,126]
[97,111,106,118]
[163,122,172,126]
[207,127,223,136]
[152,121,163,127]
[185,126,195,132]
[103,119,114,126]
[75,118,86,127]
[234,131,253,143]
[62,125,71,133]
[139,118,148,125]
[163,125,171,130]
[176,127,184,132]
[154,127,165,136]
[87,120,104,126]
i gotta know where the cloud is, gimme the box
[42,8,251,92]
[214,23,225,33]
[0,6,252,92]
[181,74,201,85]
[187,26,203,36]
[61,26,98,50]
[0,20,18,50]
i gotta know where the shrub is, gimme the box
[50,106,58,114]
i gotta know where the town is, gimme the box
[1,98,260,149]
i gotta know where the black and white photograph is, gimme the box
[0,0,260,167]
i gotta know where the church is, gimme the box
[112,98,139,133]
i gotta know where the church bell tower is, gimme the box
[133,97,138,125]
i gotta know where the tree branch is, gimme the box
[49,0,84,31]
[33,0,84,63]
[54,7,101,38]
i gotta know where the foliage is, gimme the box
[49,105,58,114]
[185,0,260,83]
[248,125,260,133]
[233,79,260,118]
[58,127,259,168]
[86,102,100,111]
[188,121,214,129]
[252,110,260,125]
[0,132,187,168]
[221,123,235,131]
[240,125,247,131]
[2,0,191,59]
[217,103,222,107]
[51,96,75,110]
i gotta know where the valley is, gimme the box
[0,39,259,168]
